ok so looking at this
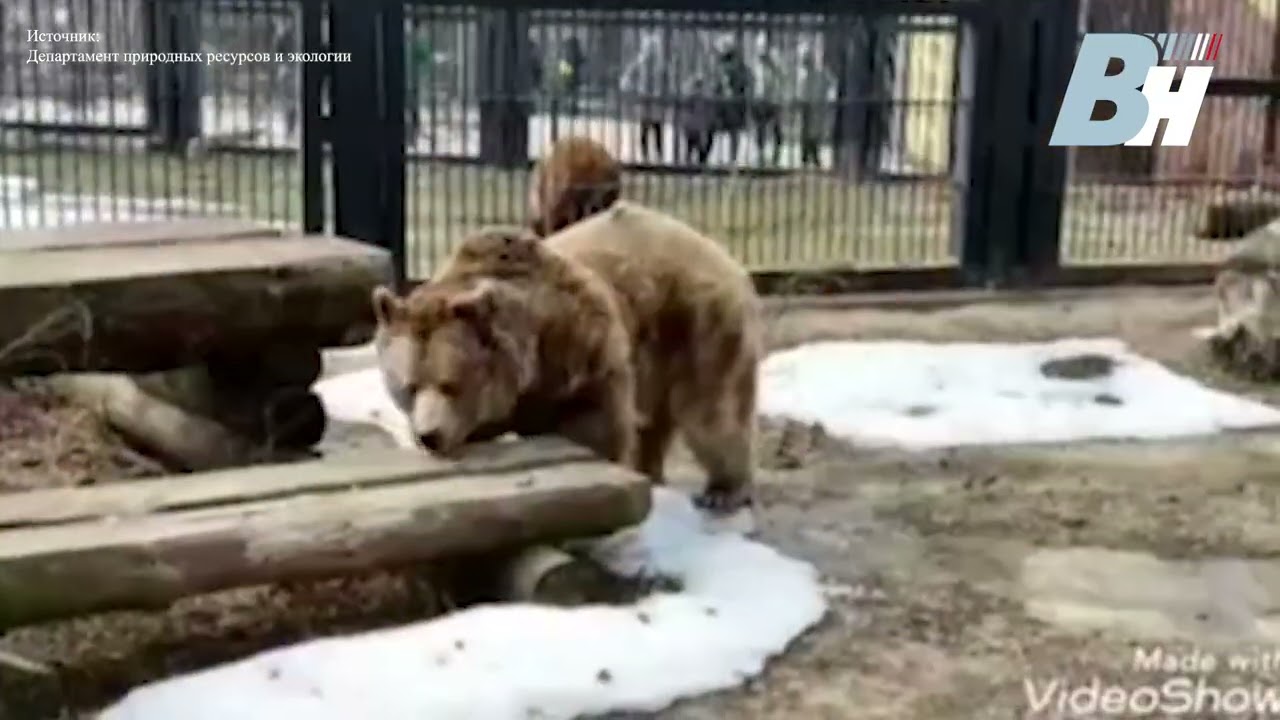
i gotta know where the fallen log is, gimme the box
[444,545,626,607]
[0,234,391,377]
[0,437,652,630]
[43,373,261,472]
[130,365,326,450]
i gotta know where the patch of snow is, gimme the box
[1191,325,1220,341]
[759,337,1280,450]
[313,366,416,449]
[99,483,826,720]
[0,186,263,235]
[0,174,39,202]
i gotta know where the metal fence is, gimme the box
[1,0,1279,290]
[0,0,305,233]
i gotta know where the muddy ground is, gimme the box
[9,285,1280,719]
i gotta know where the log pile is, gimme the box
[0,220,656,638]
[0,220,394,469]
[0,438,652,630]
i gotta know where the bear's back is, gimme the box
[543,200,752,300]
[543,201,762,373]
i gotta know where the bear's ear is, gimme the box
[447,280,498,323]
[371,285,405,325]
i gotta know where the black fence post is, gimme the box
[148,0,203,153]
[143,0,161,138]
[300,0,327,235]
[951,11,997,285]
[381,0,407,286]
[476,8,529,168]
[329,0,406,286]
[1019,0,1079,282]
[952,0,1044,288]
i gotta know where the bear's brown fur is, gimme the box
[429,201,764,513]
[527,136,622,237]
[371,265,639,469]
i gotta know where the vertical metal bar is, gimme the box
[301,0,325,233]
[382,0,407,288]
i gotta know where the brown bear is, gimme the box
[527,135,622,237]
[422,201,764,513]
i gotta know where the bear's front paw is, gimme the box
[693,486,754,515]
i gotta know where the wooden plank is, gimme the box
[0,234,385,286]
[0,218,282,252]
[0,235,393,376]
[0,436,597,530]
[0,438,651,629]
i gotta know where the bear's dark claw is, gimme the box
[693,487,754,515]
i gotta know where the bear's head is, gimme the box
[370,278,537,456]
[527,136,621,237]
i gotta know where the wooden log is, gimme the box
[0,438,652,630]
[0,234,392,377]
[131,365,326,450]
[489,545,624,606]
[43,373,261,472]
[438,545,618,607]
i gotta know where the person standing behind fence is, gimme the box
[619,31,670,164]
[711,34,751,167]
[796,43,835,170]
[747,32,785,168]
[555,36,586,115]
[272,20,298,137]
[405,34,433,143]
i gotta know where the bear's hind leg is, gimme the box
[680,366,757,515]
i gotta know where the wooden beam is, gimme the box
[0,234,393,376]
[0,437,651,630]
[0,218,282,252]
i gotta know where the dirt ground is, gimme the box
[8,285,1280,719]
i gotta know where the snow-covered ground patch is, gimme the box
[759,337,1280,450]
[313,365,416,449]
[0,173,267,236]
[98,365,827,720]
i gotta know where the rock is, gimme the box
[1206,222,1280,379]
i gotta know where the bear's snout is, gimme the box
[417,430,444,453]
[410,386,468,457]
